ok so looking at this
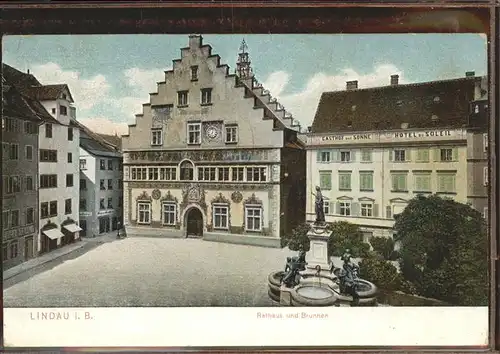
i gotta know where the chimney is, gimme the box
[27,69,30,74]
[390,74,399,85]
[346,80,358,90]
[465,71,475,77]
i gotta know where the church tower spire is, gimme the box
[236,39,254,79]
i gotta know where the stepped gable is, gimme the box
[125,35,301,135]
[234,38,301,133]
[311,76,480,134]
[2,63,59,124]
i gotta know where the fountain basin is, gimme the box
[289,281,338,307]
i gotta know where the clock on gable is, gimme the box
[205,125,220,141]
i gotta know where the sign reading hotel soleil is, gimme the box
[312,129,464,145]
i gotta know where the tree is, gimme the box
[281,222,311,251]
[394,194,488,306]
[326,221,370,258]
[369,236,399,261]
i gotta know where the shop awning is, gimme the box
[42,228,64,240]
[63,223,83,233]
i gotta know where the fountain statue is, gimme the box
[281,250,307,288]
[312,186,327,225]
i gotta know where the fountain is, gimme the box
[267,186,378,307]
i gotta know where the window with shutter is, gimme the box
[437,173,456,193]
[483,133,488,152]
[391,173,407,192]
[414,173,431,191]
[483,167,488,186]
[359,172,373,191]
[386,206,392,219]
[338,172,351,190]
[416,149,430,162]
[319,171,332,190]
[360,203,372,217]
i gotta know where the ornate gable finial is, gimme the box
[237,38,253,79]
[137,191,152,202]
[243,193,262,205]
[239,39,248,53]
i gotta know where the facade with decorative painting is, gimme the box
[122,35,306,248]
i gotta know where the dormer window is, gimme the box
[60,105,68,116]
[191,66,198,81]
[62,93,67,100]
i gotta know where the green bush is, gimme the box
[359,255,402,292]
[281,222,311,252]
[369,236,399,261]
[326,221,370,258]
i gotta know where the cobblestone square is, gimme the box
[4,238,296,307]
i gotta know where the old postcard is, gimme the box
[2,32,490,347]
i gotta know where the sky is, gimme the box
[2,34,488,136]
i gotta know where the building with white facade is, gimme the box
[122,35,305,248]
[306,74,487,241]
[75,121,123,237]
[4,65,82,254]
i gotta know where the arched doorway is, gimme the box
[185,207,203,238]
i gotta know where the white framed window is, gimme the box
[212,204,229,230]
[391,173,408,192]
[187,122,201,144]
[180,161,194,181]
[483,207,488,224]
[178,91,188,106]
[231,167,244,181]
[162,203,176,226]
[225,126,238,143]
[437,173,456,193]
[148,167,159,181]
[201,88,212,105]
[483,166,488,186]
[393,149,406,162]
[361,203,373,217]
[198,167,216,181]
[159,167,176,181]
[323,201,330,215]
[483,133,488,152]
[246,167,267,182]
[151,129,163,146]
[245,206,262,231]
[339,202,351,216]
[131,167,148,180]
[440,148,453,162]
[340,151,351,162]
[137,202,151,224]
[360,149,372,162]
[414,173,432,192]
[218,167,230,181]
[79,159,87,170]
[319,150,331,163]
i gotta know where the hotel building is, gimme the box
[306,73,487,241]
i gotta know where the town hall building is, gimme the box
[122,35,305,248]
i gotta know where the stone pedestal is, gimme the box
[280,285,292,306]
[306,225,332,272]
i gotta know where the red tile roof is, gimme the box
[311,76,482,134]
